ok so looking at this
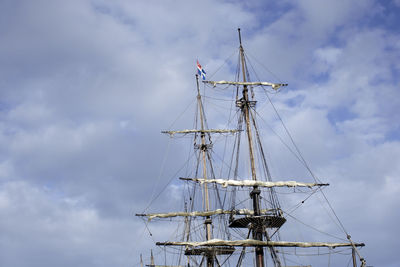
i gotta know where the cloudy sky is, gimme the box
[1,0,399,266]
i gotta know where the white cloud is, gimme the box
[314,47,342,64]
[0,181,136,267]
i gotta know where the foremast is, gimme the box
[152,74,237,266]
[139,73,240,265]
[196,73,213,267]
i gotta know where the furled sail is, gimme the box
[156,239,365,248]
[203,80,288,90]
[162,129,239,136]
[180,178,328,188]
[136,208,274,221]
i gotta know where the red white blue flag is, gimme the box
[197,60,206,80]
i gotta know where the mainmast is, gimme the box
[238,28,265,267]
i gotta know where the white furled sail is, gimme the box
[157,239,365,248]
[136,208,273,221]
[203,80,288,90]
[180,178,328,188]
[162,129,239,136]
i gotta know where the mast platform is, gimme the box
[229,215,286,229]
[185,246,235,256]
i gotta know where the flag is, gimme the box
[197,60,206,80]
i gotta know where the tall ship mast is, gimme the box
[137,29,366,267]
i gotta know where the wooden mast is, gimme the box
[196,74,214,267]
[150,249,155,266]
[238,28,265,267]
[352,247,357,267]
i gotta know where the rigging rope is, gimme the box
[246,51,285,84]
[260,76,366,266]
[142,137,172,213]
[206,48,238,80]
[245,48,365,265]
[263,88,352,235]
[244,48,352,241]
[250,107,281,212]
[142,149,196,213]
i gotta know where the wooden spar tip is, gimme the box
[238,28,242,45]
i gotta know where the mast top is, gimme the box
[238,28,242,46]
